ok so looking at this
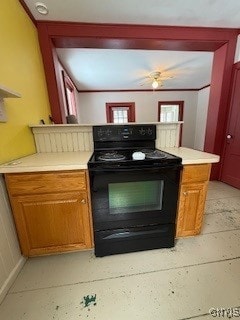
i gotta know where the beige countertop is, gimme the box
[161,147,220,165]
[0,152,93,173]
[0,147,219,174]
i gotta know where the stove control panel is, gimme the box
[93,125,156,141]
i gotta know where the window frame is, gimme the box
[106,102,136,123]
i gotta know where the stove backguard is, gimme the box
[93,124,156,151]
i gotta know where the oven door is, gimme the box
[89,165,181,230]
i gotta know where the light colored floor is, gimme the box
[0,181,240,320]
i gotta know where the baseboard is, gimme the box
[0,256,26,304]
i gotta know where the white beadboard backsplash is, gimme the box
[32,126,94,153]
[31,123,182,153]
[156,123,181,149]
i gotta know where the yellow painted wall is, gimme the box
[0,0,51,164]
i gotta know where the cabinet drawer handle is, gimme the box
[81,199,86,204]
[183,191,188,196]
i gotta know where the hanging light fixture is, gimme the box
[150,72,161,89]
[152,79,159,89]
[142,71,171,89]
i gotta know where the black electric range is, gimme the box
[88,124,182,257]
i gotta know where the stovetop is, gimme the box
[89,125,182,169]
[88,148,182,168]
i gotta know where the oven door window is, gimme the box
[90,167,181,229]
[108,180,164,214]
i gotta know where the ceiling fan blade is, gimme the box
[138,69,174,88]
[161,57,199,73]
[159,75,174,79]
[139,78,152,86]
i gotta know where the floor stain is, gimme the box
[81,294,97,308]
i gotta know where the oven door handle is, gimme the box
[103,228,168,240]
[89,164,182,173]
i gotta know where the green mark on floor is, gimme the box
[81,294,97,308]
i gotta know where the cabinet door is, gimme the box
[11,191,93,256]
[176,182,208,237]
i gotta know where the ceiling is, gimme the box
[23,0,240,28]
[57,48,213,91]
[22,0,240,91]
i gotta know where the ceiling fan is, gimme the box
[140,71,174,89]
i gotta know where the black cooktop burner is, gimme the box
[144,150,168,160]
[97,152,126,161]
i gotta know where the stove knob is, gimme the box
[139,128,146,135]
[97,129,104,137]
[106,129,112,136]
[147,128,153,135]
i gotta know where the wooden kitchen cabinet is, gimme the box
[176,164,211,237]
[5,170,93,256]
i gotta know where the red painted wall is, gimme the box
[204,40,236,179]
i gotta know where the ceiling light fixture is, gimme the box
[152,79,159,89]
[35,2,49,15]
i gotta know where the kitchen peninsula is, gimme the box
[0,147,219,256]
[0,123,219,257]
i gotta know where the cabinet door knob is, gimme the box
[81,199,86,204]
[183,191,188,196]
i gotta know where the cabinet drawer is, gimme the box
[181,164,211,183]
[5,170,87,195]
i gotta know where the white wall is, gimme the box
[194,87,210,151]
[0,175,26,303]
[78,91,198,148]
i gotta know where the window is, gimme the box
[106,103,135,123]
[62,71,77,117]
[112,107,128,123]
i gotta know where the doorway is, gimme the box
[221,62,240,188]
[158,101,184,146]
[37,22,237,179]
[158,101,184,122]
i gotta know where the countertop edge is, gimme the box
[0,148,220,174]
[182,159,219,165]
[0,164,88,174]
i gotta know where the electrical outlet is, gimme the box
[0,100,7,122]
